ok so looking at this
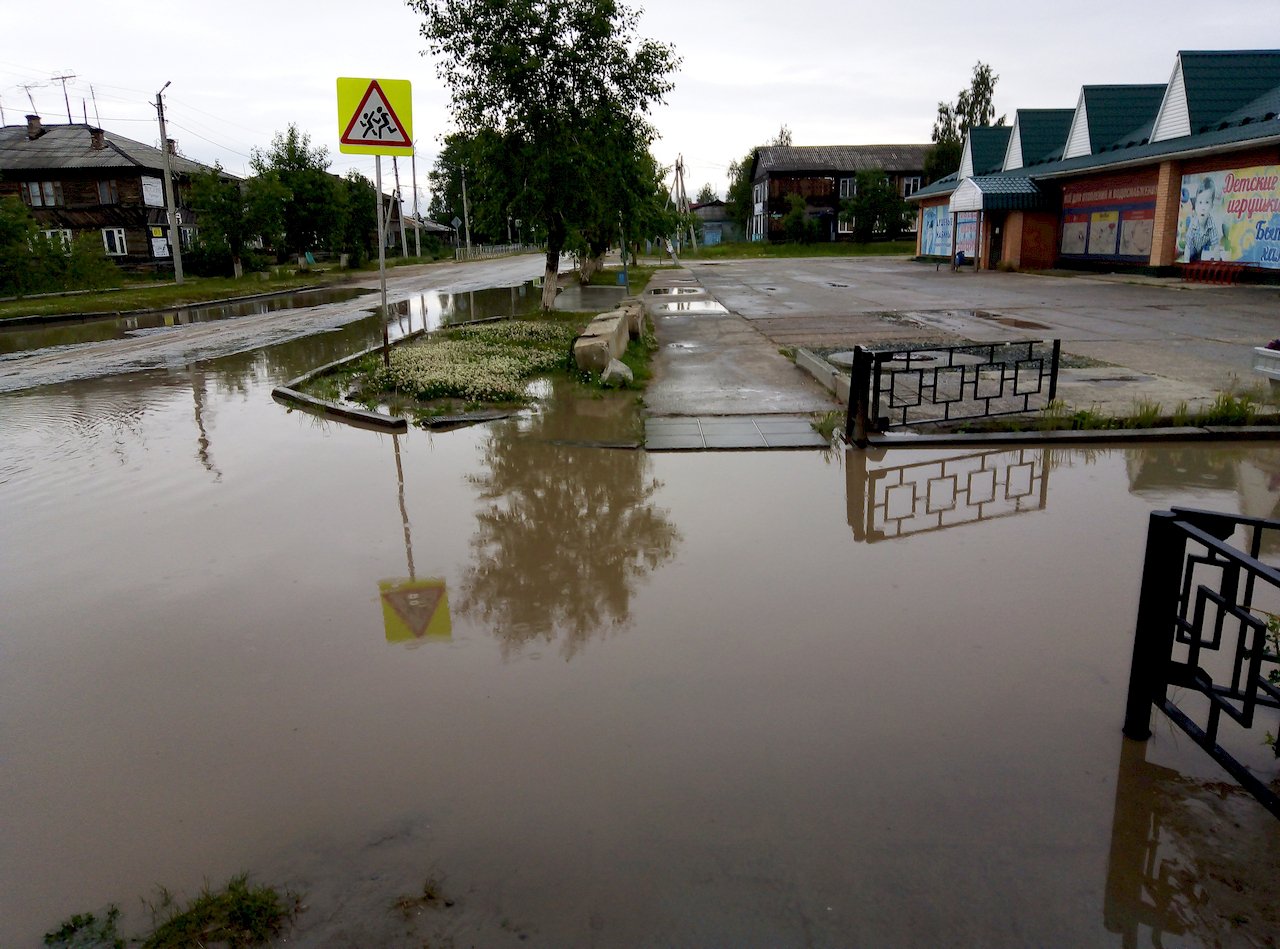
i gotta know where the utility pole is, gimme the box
[410,144,421,257]
[674,155,697,251]
[51,73,75,123]
[392,157,408,258]
[155,82,184,284]
[460,166,472,255]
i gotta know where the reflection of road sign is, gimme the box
[337,77,413,156]
[380,578,451,643]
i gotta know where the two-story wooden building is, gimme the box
[0,115,225,271]
[747,144,932,242]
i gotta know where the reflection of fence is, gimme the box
[1123,508,1280,819]
[845,340,1059,446]
[846,447,1049,542]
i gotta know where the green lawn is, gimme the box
[683,240,916,260]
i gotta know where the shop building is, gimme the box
[910,50,1280,279]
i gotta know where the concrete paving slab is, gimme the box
[643,414,829,451]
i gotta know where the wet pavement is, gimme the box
[2,257,1280,946]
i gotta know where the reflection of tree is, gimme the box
[458,387,680,659]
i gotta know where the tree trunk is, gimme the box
[232,255,244,280]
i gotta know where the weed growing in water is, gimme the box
[811,410,844,441]
[43,905,125,948]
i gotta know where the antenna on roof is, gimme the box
[20,83,39,114]
[51,73,76,123]
[90,85,101,127]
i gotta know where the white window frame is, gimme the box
[838,177,856,199]
[179,226,196,250]
[102,228,127,256]
[42,228,73,251]
[901,176,922,198]
[838,217,855,234]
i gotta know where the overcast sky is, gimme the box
[2,0,1270,211]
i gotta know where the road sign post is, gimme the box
[337,77,414,368]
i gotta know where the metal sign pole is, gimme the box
[376,155,390,367]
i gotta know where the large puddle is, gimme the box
[2,321,1279,945]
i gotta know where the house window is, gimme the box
[838,178,856,199]
[838,217,855,234]
[42,229,73,251]
[179,227,196,249]
[22,180,64,207]
[97,180,119,205]
[901,176,922,198]
[102,228,127,256]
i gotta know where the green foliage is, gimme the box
[811,410,843,441]
[782,193,819,243]
[0,198,120,296]
[725,147,758,231]
[250,125,338,256]
[369,318,584,403]
[1200,390,1258,425]
[43,905,125,948]
[190,164,289,275]
[141,875,291,948]
[695,183,717,204]
[411,0,680,307]
[839,170,910,242]
[1125,398,1163,428]
[925,61,1005,180]
[333,169,379,266]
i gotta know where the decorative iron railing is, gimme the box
[846,447,1049,542]
[1123,507,1280,819]
[844,340,1060,446]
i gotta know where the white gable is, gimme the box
[958,135,974,179]
[1003,114,1024,170]
[1063,89,1093,159]
[1151,56,1191,142]
[949,178,983,213]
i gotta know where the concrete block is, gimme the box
[573,336,612,373]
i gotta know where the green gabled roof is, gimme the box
[912,171,959,201]
[1180,50,1280,133]
[1013,109,1075,165]
[965,126,1012,175]
[1079,85,1166,152]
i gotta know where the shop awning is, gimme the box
[948,176,1053,213]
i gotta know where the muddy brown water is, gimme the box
[2,321,1279,945]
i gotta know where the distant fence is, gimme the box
[845,340,1060,446]
[1123,507,1280,819]
[454,243,543,261]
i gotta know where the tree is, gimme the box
[333,170,379,266]
[411,0,680,309]
[782,193,818,243]
[925,62,1005,181]
[725,125,793,234]
[0,196,117,295]
[250,125,338,257]
[839,170,910,242]
[189,165,288,277]
[695,183,717,204]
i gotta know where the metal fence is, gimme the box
[1123,507,1280,819]
[453,243,541,261]
[846,447,1049,543]
[845,340,1060,446]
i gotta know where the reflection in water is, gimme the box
[380,434,451,644]
[1104,737,1280,947]
[847,446,1049,542]
[383,281,540,335]
[458,385,680,658]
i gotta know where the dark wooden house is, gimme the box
[0,115,226,271]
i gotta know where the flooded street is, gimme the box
[3,287,1280,945]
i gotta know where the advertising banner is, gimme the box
[1060,173,1157,260]
[919,205,952,256]
[955,212,977,257]
[1177,165,1280,268]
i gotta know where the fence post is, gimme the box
[845,345,874,448]
[1122,510,1187,740]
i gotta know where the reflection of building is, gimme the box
[0,116,224,271]
[846,447,1049,542]
[911,50,1280,277]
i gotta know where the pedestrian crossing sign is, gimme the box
[337,77,413,155]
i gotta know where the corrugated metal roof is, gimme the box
[1180,50,1280,133]
[0,122,224,177]
[1077,85,1166,153]
[1012,109,1075,166]
[967,127,1013,175]
[754,144,930,177]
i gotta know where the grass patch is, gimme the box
[812,410,844,441]
[583,264,666,289]
[684,240,915,261]
[45,876,296,948]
